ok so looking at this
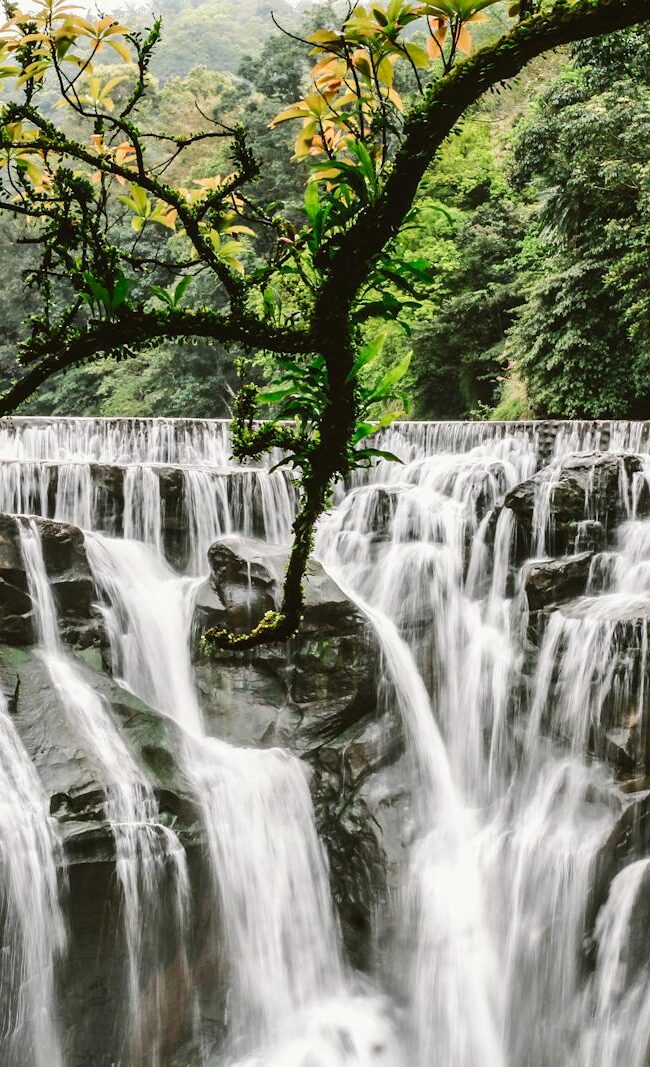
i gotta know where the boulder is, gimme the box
[194,534,406,964]
[203,534,360,635]
[505,452,645,557]
[522,552,593,612]
[0,513,101,647]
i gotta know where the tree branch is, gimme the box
[319,0,650,306]
[2,104,253,303]
[0,308,311,413]
[206,0,650,652]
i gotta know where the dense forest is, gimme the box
[0,0,648,420]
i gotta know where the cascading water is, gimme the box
[0,688,65,1067]
[18,517,191,1065]
[318,437,535,1065]
[578,858,650,1067]
[317,428,650,1066]
[3,415,650,1065]
[84,531,399,1064]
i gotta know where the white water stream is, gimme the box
[83,530,398,1065]
[1,416,650,1065]
[18,517,190,1065]
[0,688,65,1067]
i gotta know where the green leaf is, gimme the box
[404,42,429,68]
[356,447,404,463]
[112,274,131,309]
[150,284,174,307]
[346,140,378,197]
[263,285,283,319]
[257,385,295,404]
[304,181,321,229]
[346,332,387,382]
[387,0,405,20]
[82,272,111,311]
[173,276,192,305]
[351,421,379,444]
[365,351,412,403]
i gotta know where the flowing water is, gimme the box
[2,416,650,1065]
[84,531,397,1065]
[18,517,191,1065]
[0,689,65,1067]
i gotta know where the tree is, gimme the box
[411,195,528,419]
[505,25,650,417]
[0,0,648,648]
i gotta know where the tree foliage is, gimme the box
[0,0,649,646]
[505,26,650,417]
[406,24,650,422]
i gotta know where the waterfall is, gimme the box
[579,859,650,1066]
[85,533,203,734]
[123,464,163,553]
[0,689,65,1067]
[316,428,644,1066]
[84,530,397,1063]
[324,579,506,1066]
[318,446,521,1065]
[18,518,191,1064]
[4,415,650,1066]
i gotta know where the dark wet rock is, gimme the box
[505,452,645,557]
[522,552,593,612]
[0,641,219,1066]
[59,846,218,1067]
[529,590,650,771]
[600,727,640,775]
[202,535,358,637]
[526,598,650,775]
[202,537,283,631]
[193,534,405,964]
[0,513,101,647]
[194,536,382,752]
[588,789,650,951]
[568,519,606,554]
[0,644,202,860]
[90,462,125,534]
[0,513,44,645]
[597,668,650,776]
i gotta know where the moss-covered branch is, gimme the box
[203,0,650,652]
[0,309,311,415]
[318,0,650,308]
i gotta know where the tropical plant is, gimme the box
[0,0,648,648]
